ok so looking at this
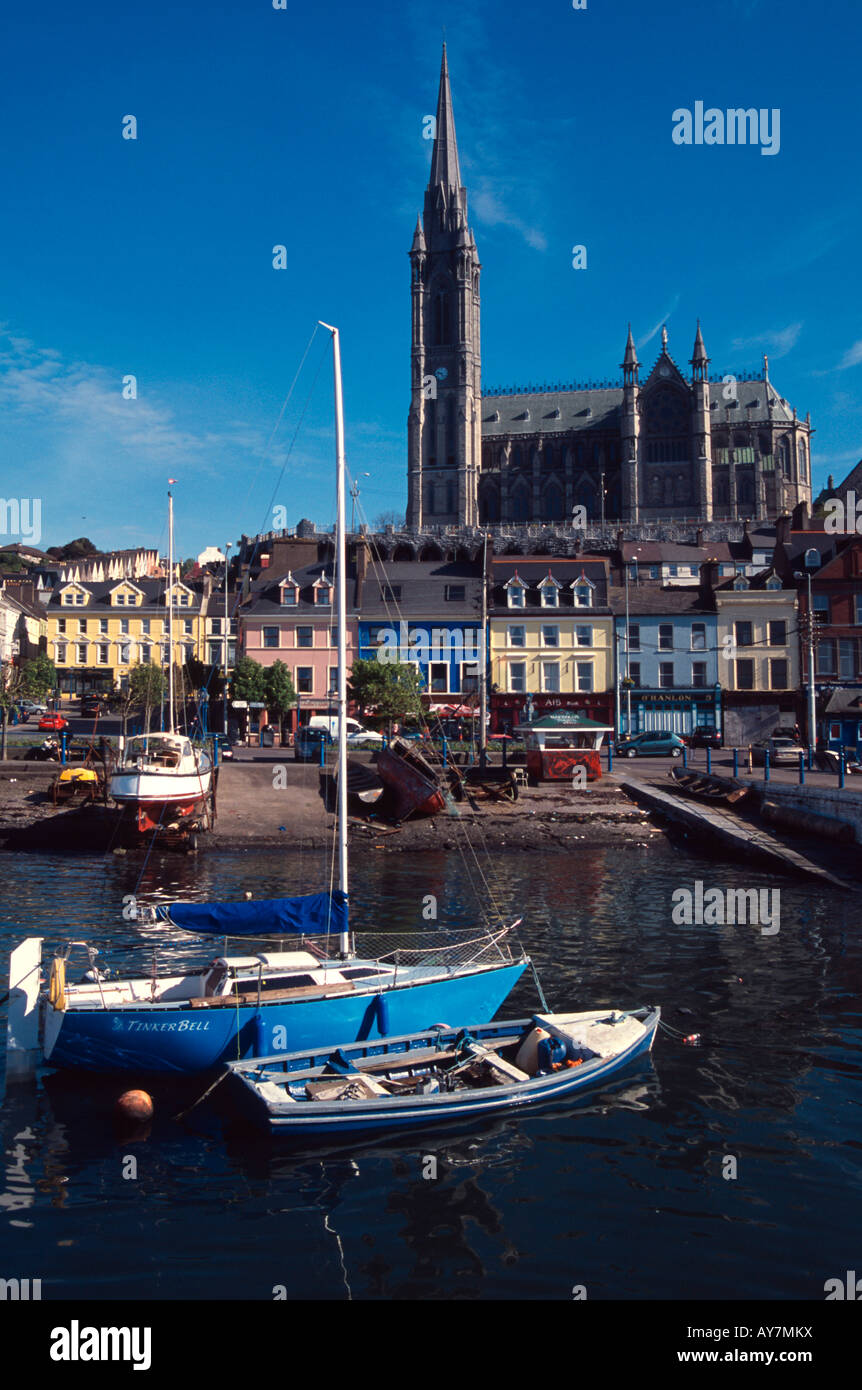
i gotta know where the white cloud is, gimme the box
[837,340,862,370]
[731,322,802,359]
[471,184,548,251]
[637,295,681,351]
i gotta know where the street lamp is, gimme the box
[350,473,370,532]
[794,547,820,766]
[223,542,231,736]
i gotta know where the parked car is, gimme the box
[213,734,235,762]
[294,727,332,762]
[751,736,805,766]
[308,715,383,744]
[38,713,69,732]
[688,728,721,750]
[81,695,104,718]
[616,730,686,759]
[19,700,47,719]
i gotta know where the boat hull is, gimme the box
[42,962,528,1075]
[110,769,212,805]
[231,1009,660,1136]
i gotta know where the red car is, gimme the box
[38,713,69,732]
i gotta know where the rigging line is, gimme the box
[236,323,322,523]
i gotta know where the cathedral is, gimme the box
[407,49,813,530]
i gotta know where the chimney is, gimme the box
[775,513,791,546]
[695,528,704,548]
[355,538,368,606]
[699,558,719,597]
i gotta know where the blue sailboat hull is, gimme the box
[44,962,528,1075]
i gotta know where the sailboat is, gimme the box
[108,485,213,834]
[6,325,529,1077]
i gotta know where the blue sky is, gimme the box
[1,0,860,556]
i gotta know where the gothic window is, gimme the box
[510,481,530,521]
[544,485,564,520]
[447,397,456,467]
[798,438,807,482]
[778,437,791,477]
[575,480,595,516]
[434,283,451,345]
[544,444,555,471]
[713,474,730,506]
[738,474,755,505]
[512,446,523,471]
[663,476,674,505]
[479,486,500,523]
[425,482,436,515]
[674,473,689,504]
[446,481,456,514]
[648,474,661,505]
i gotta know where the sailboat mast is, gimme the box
[320,323,349,954]
[168,485,175,732]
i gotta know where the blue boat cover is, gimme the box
[163,890,348,938]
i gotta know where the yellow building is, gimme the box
[489,557,615,731]
[714,569,800,743]
[45,577,206,696]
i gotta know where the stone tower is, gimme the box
[690,321,713,520]
[407,46,481,529]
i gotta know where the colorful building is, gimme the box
[713,566,800,745]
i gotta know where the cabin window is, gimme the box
[735,659,755,690]
[691,623,706,651]
[770,659,788,689]
[576,661,593,693]
[542,662,560,693]
[659,663,674,688]
[769,620,786,646]
[296,667,313,694]
[542,625,559,648]
[509,662,526,693]
[508,625,526,648]
[263,627,279,649]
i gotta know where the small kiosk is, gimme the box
[518,712,613,783]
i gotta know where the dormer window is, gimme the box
[116,593,125,606]
[505,573,527,609]
[733,577,750,591]
[765,576,782,591]
[572,573,596,608]
[539,573,561,608]
[314,575,333,607]
[281,585,298,606]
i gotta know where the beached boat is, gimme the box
[4,325,530,1079]
[227,1006,660,1136]
[376,738,447,821]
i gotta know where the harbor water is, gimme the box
[1,840,860,1300]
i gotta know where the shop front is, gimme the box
[491,691,614,736]
[619,687,722,739]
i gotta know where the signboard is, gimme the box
[232,700,248,709]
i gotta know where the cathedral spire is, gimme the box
[429,44,462,193]
[622,323,638,369]
[411,214,426,253]
[691,319,708,367]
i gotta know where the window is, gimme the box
[115,593,125,606]
[668,565,678,578]
[575,625,592,647]
[542,625,560,648]
[461,662,479,694]
[263,627,279,649]
[691,662,707,688]
[628,624,640,651]
[509,662,526,693]
[330,628,338,648]
[508,586,525,609]
[328,667,339,695]
[659,624,673,651]
[178,592,190,608]
[56,644,67,663]
[691,623,706,651]
[770,659,788,689]
[736,659,755,690]
[735,621,753,647]
[817,641,835,675]
[62,592,73,606]
[98,644,109,665]
[118,644,130,666]
[210,618,222,635]
[281,586,298,606]
[659,663,674,688]
[627,661,641,685]
[839,639,856,678]
[445,585,466,602]
[296,627,313,649]
[768,620,786,646]
[574,585,592,608]
[120,618,130,635]
[576,661,593,692]
[536,661,558,694]
[296,667,313,694]
[430,662,448,693]
[74,642,85,664]
[209,643,221,665]
[75,592,85,606]
[381,585,401,602]
[161,643,170,664]
[183,619,193,636]
[508,625,526,648]
[855,596,862,625]
[315,587,331,606]
[813,594,830,621]
[649,566,659,580]
[99,619,108,635]
[78,618,87,633]
[765,577,782,591]
[540,586,559,608]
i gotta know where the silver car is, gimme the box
[752,736,804,766]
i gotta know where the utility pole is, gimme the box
[223,542,231,735]
[624,559,632,736]
[600,471,606,528]
[479,531,488,766]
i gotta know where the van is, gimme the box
[307,715,383,744]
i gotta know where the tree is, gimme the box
[231,656,267,740]
[264,661,296,741]
[372,510,405,531]
[348,657,422,734]
[112,664,166,736]
[20,653,58,700]
[0,552,26,572]
[0,662,24,761]
[46,538,99,561]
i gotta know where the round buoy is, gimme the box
[115,1090,154,1123]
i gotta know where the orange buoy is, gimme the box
[115,1090,154,1123]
